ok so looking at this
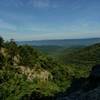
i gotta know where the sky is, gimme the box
[0,0,100,40]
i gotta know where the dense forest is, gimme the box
[0,36,100,100]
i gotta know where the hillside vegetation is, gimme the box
[59,43,100,65]
[0,37,72,99]
[0,36,100,100]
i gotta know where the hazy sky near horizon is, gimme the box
[0,0,100,40]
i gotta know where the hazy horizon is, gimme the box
[1,36,100,41]
[0,0,100,40]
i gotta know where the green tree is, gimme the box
[19,45,39,67]
[6,39,18,65]
[0,36,4,52]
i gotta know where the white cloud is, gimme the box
[32,0,59,8]
[0,0,59,9]
[33,0,49,8]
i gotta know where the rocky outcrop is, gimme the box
[16,66,53,81]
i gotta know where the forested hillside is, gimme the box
[59,43,100,65]
[0,36,100,100]
[0,37,72,100]
[0,36,82,100]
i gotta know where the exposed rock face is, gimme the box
[1,48,6,57]
[17,66,53,81]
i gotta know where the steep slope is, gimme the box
[0,38,72,99]
[60,43,100,65]
[1,36,100,100]
[56,65,100,100]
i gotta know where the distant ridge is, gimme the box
[17,38,100,47]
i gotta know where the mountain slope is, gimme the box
[0,37,72,99]
[60,43,100,65]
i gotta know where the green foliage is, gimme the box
[60,43,100,65]
[0,37,72,99]
[0,37,99,99]
[18,45,40,67]
[32,81,60,96]
[4,39,18,65]
[0,53,5,67]
[34,45,65,55]
[66,64,91,78]
[0,36,4,50]
[0,67,62,99]
[0,68,34,100]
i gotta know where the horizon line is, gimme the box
[16,37,100,42]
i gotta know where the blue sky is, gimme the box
[0,0,100,40]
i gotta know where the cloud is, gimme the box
[0,0,59,9]
[32,0,49,8]
[32,0,59,8]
